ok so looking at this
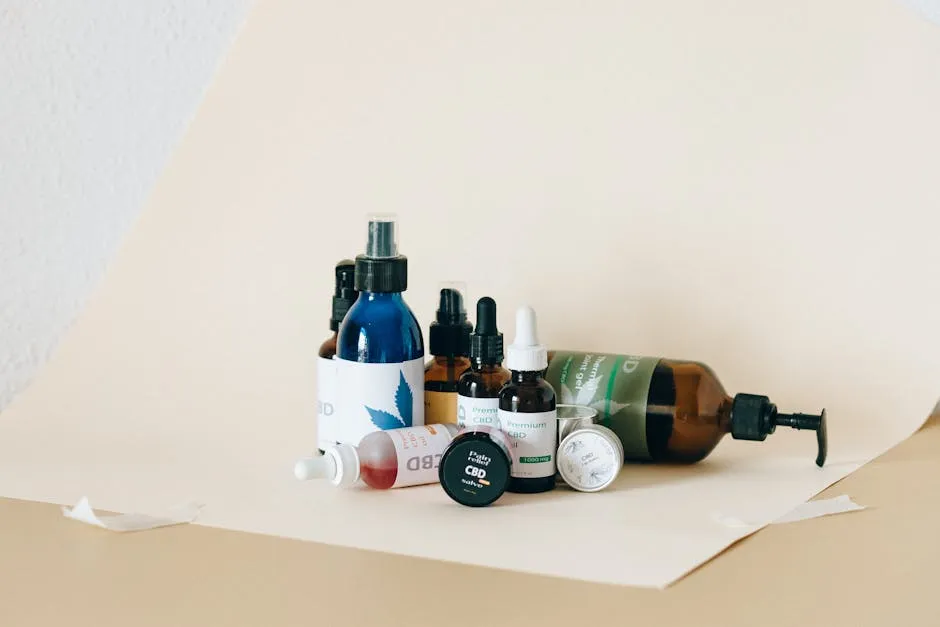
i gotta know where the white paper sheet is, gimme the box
[62,496,202,532]
[0,0,938,589]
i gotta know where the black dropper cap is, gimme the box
[429,287,472,358]
[730,393,828,467]
[470,297,503,366]
[355,215,408,293]
[330,260,358,331]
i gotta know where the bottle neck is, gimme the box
[718,395,734,435]
[363,291,404,302]
[511,370,543,384]
[471,359,504,373]
[432,354,469,366]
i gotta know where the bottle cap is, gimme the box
[469,297,504,365]
[439,428,512,507]
[428,283,472,358]
[330,260,358,331]
[293,444,360,487]
[355,214,408,293]
[557,424,623,492]
[505,305,548,372]
[730,394,828,466]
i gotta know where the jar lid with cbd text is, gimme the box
[439,427,512,507]
[557,424,624,492]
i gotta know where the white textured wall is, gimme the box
[0,1,252,411]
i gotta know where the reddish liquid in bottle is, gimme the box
[361,461,398,489]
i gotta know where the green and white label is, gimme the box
[457,395,500,429]
[497,409,557,479]
[545,352,658,460]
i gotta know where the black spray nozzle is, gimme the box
[330,259,358,331]
[365,215,398,258]
[436,288,467,324]
[355,214,407,293]
[730,394,828,467]
[471,297,503,365]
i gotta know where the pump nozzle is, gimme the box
[730,394,828,467]
[330,260,358,331]
[774,409,828,467]
[436,286,467,324]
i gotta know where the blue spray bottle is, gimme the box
[336,214,425,445]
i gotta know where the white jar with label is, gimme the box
[557,424,624,492]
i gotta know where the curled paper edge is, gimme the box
[62,496,203,532]
[715,495,866,528]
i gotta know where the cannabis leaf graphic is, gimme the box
[365,369,414,430]
[365,407,405,430]
[395,371,413,426]
[561,377,631,421]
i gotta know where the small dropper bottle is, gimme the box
[317,260,357,453]
[456,297,511,429]
[424,283,473,424]
[498,305,557,494]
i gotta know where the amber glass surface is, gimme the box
[500,370,556,493]
[424,356,472,393]
[646,359,733,463]
[318,333,338,359]
[457,363,511,399]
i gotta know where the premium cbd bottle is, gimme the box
[545,351,827,466]
[499,306,557,493]
[456,297,511,429]
[317,260,357,453]
[336,214,424,446]
[424,283,472,424]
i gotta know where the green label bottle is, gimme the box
[545,351,827,466]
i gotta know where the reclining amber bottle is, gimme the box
[545,352,827,466]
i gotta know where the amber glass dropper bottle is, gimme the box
[424,285,473,424]
[456,297,511,428]
[545,352,827,466]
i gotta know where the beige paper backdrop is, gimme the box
[1,0,938,588]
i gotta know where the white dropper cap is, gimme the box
[293,443,360,488]
[505,305,548,372]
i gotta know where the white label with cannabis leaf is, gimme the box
[335,357,425,446]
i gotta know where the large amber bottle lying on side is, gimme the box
[545,351,827,466]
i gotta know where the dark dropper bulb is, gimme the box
[470,297,503,365]
[730,394,828,467]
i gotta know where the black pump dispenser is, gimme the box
[470,297,503,366]
[730,393,828,466]
[330,260,358,331]
[429,287,472,358]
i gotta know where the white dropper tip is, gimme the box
[505,305,548,372]
[294,455,337,481]
[515,305,538,346]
